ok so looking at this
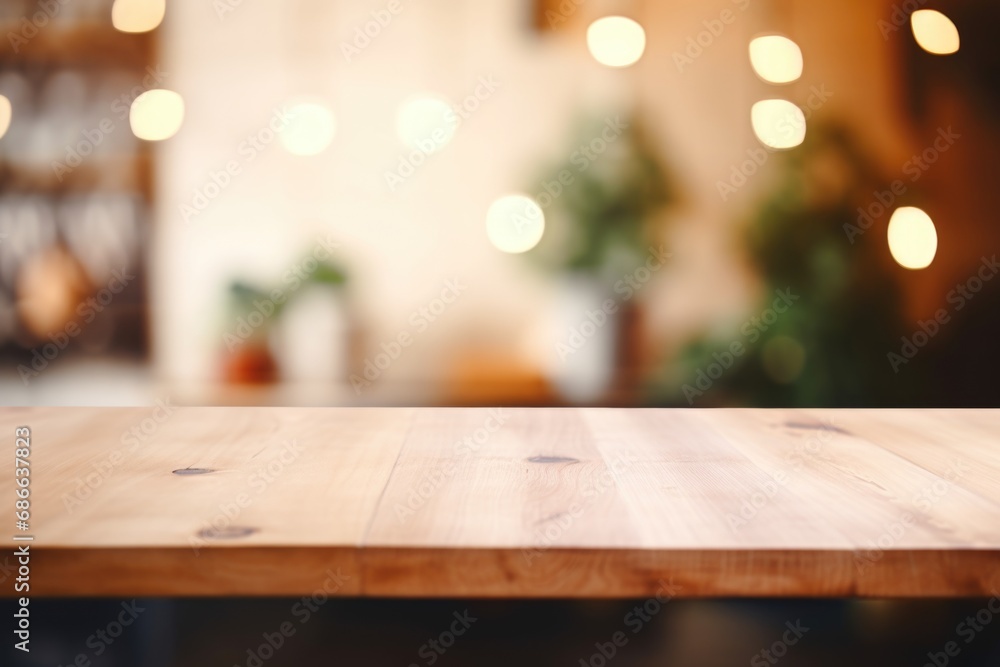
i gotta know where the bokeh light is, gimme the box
[112,0,166,33]
[748,35,803,84]
[888,206,938,269]
[0,95,11,140]
[280,102,337,156]
[587,17,646,68]
[486,195,545,254]
[750,99,806,149]
[911,10,960,55]
[129,89,184,141]
[396,95,457,154]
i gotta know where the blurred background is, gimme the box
[1,0,999,408]
[3,3,1000,665]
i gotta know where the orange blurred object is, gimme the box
[221,345,279,385]
[16,246,92,339]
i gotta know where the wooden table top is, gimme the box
[3,407,999,598]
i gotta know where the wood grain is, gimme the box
[1,407,997,598]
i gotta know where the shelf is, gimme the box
[0,152,153,197]
[0,21,154,67]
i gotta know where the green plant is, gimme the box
[225,257,348,338]
[525,114,676,277]
[657,121,923,407]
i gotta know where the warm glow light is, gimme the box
[396,95,457,153]
[0,95,11,140]
[112,0,165,33]
[911,10,960,55]
[751,99,806,149]
[129,89,184,141]
[587,16,646,68]
[486,195,545,254]
[888,207,937,269]
[281,102,336,156]
[748,35,803,84]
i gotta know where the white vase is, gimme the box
[546,274,620,403]
[275,285,349,385]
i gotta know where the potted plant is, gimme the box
[525,113,676,401]
[220,258,348,385]
[658,121,918,407]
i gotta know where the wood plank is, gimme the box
[18,407,415,547]
[0,407,414,594]
[818,409,1000,505]
[0,407,997,598]
[32,547,360,597]
[360,548,1000,598]
[364,407,643,549]
[578,409,854,548]
[689,409,1000,548]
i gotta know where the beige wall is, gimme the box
[151,0,927,387]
